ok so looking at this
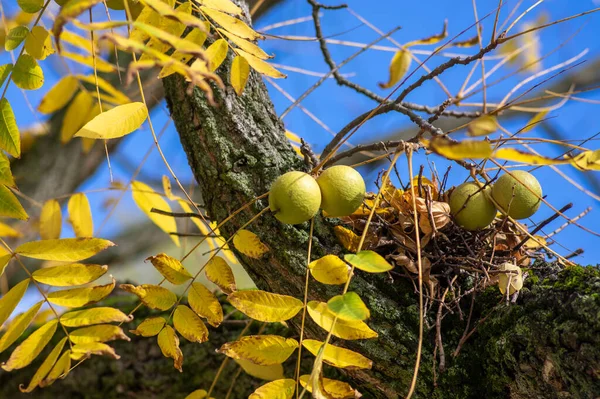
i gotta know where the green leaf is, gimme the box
[17,0,44,13]
[5,26,29,51]
[343,250,393,273]
[13,54,44,90]
[0,185,28,220]
[0,64,13,87]
[0,98,21,157]
[326,292,370,321]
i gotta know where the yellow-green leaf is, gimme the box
[0,185,28,220]
[309,255,351,285]
[70,342,119,360]
[75,102,147,139]
[38,76,78,114]
[0,97,21,157]
[173,305,209,343]
[39,199,62,240]
[25,26,54,60]
[0,221,20,237]
[0,64,13,88]
[302,339,372,370]
[40,349,70,387]
[19,337,67,393]
[67,193,93,237]
[467,115,498,137]
[60,307,132,327]
[13,54,44,90]
[17,0,43,13]
[344,250,393,273]
[379,49,411,89]
[47,279,115,307]
[1,319,57,371]
[327,292,370,321]
[0,153,15,187]
[5,26,29,51]
[200,7,262,40]
[16,238,115,261]
[188,282,223,328]
[185,389,209,399]
[69,324,129,344]
[299,375,358,399]
[119,284,177,310]
[237,48,285,78]
[228,290,303,322]
[249,379,295,399]
[146,253,192,285]
[131,180,180,246]
[307,301,378,340]
[0,255,11,278]
[230,55,250,96]
[493,148,569,166]
[205,256,236,294]
[32,263,107,286]
[61,91,94,142]
[218,335,298,366]
[0,279,29,327]
[198,0,241,15]
[219,29,270,60]
[427,137,493,160]
[232,229,268,259]
[157,325,183,372]
[129,316,166,337]
[0,301,42,353]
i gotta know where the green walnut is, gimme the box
[268,171,321,224]
[449,182,497,230]
[492,170,542,219]
[317,165,366,217]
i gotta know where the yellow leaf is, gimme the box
[0,255,11,278]
[205,256,236,294]
[0,97,21,157]
[16,237,114,261]
[137,1,191,58]
[235,358,285,381]
[302,339,372,369]
[38,76,78,114]
[24,26,54,60]
[0,279,29,327]
[198,0,242,15]
[219,29,270,60]
[285,130,302,144]
[493,148,569,166]
[61,91,94,143]
[232,229,268,259]
[19,337,67,393]
[200,7,262,40]
[78,74,131,105]
[185,389,209,399]
[13,54,44,90]
[74,102,147,139]
[173,305,209,343]
[0,301,42,353]
[333,226,360,253]
[129,316,166,337]
[1,320,57,371]
[428,137,493,160]
[249,379,295,399]
[162,175,176,200]
[60,307,132,327]
[39,199,62,240]
[230,55,250,96]
[67,193,94,237]
[52,0,103,44]
[405,20,448,47]
[344,250,393,273]
[451,35,480,48]
[228,290,303,322]
[498,263,523,295]
[5,26,29,51]
[40,349,70,387]
[309,255,351,285]
[0,185,28,220]
[327,292,370,321]
[299,375,358,399]
[204,38,229,72]
[467,115,498,137]
[32,263,107,286]
[218,335,298,365]
[188,282,223,328]
[69,324,130,344]
[521,110,548,133]
[0,221,20,238]
[131,181,180,246]
[569,149,600,171]
[70,342,119,360]
[157,325,183,372]
[523,235,547,250]
[47,279,115,307]
[158,26,209,78]
[62,51,115,72]
[59,29,93,53]
[379,49,411,89]
[138,0,210,34]
[237,48,286,78]
[307,301,378,340]
[119,284,177,310]
[147,253,192,285]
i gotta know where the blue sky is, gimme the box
[3,0,600,263]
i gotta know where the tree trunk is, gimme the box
[160,6,600,399]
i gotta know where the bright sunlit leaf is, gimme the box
[309,255,351,285]
[188,282,223,328]
[200,6,262,40]
[5,26,29,51]
[379,49,411,89]
[32,263,107,286]
[39,199,62,240]
[157,325,183,372]
[228,290,303,322]
[69,324,129,344]
[302,339,372,369]
[249,379,295,399]
[60,307,132,327]
[205,256,236,294]
[232,229,269,259]
[0,185,28,220]
[129,316,166,337]
[173,305,209,343]
[1,320,58,371]
[38,76,78,114]
[467,115,498,137]
[47,279,115,307]
[19,337,67,393]
[0,279,30,327]
[237,48,286,78]
[0,98,21,158]
[0,301,43,353]
[75,102,148,139]
[344,250,394,273]
[307,301,378,340]
[427,137,493,160]
[15,238,114,261]
[327,292,370,321]
[147,253,192,285]
[12,54,44,90]
[67,193,93,237]
[218,335,298,366]
[299,374,358,399]
[119,284,177,311]
[24,26,54,60]
[230,55,250,96]
[131,181,180,246]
